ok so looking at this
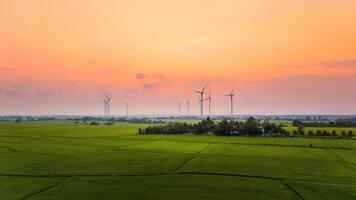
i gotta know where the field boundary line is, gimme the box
[174,142,214,173]
[280,180,306,200]
[22,177,72,200]
[0,145,18,152]
[176,172,356,186]
[326,148,356,169]
[177,171,280,180]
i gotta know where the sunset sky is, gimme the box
[1,0,356,115]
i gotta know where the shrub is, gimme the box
[347,130,354,137]
[89,121,99,125]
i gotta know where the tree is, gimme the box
[89,121,99,125]
[341,130,346,137]
[331,130,337,138]
[292,130,298,137]
[322,130,330,137]
[347,130,354,138]
[240,117,263,136]
[194,117,215,134]
[297,126,305,136]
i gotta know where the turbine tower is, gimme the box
[206,89,212,116]
[178,102,182,116]
[102,95,112,116]
[103,99,108,115]
[106,96,112,116]
[186,99,190,116]
[125,102,129,118]
[225,89,234,117]
[193,84,209,118]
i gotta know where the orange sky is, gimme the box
[1,0,356,115]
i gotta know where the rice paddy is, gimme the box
[1,121,355,199]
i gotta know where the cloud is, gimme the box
[322,59,356,68]
[135,73,146,80]
[35,90,51,97]
[0,87,25,97]
[143,82,160,90]
[0,67,16,71]
[154,74,166,80]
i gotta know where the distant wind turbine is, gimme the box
[193,84,209,118]
[102,94,112,116]
[107,96,112,116]
[225,89,234,117]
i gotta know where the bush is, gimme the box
[89,121,99,125]
[347,130,354,137]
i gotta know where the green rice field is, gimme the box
[1,121,356,199]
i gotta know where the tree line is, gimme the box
[291,126,354,138]
[139,117,286,136]
[292,119,356,128]
[139,117,354,138]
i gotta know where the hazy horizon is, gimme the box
[1,0,356,115]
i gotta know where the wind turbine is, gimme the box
[193,84,209,118]
[102,94,112,116]
[225,89,234,117]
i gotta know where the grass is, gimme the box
[1,121,356,199]
[29,175,298,200]
[178,144,356,184]
[0,176,65,200]
[286,181,356,200]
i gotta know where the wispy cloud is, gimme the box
[143,82,160,90]
[0,67,16,71]
[35,90,51,97]
[135,73,146,80]
[0,86,25,97]
[154,74,166,80]
[322,59,356,68]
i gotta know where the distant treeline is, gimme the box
[140,117,354,138]
[12,116,165,125]
[140,117,287,137]
[85,117,164,124]
[75,117,165,125]
[292,119,356,128]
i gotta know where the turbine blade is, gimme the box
[202,83,209,92]
[193,90,202,94]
